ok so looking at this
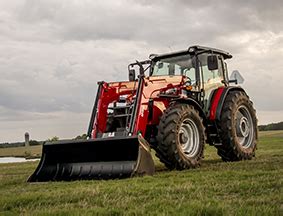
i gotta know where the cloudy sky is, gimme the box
[0,0,283,142]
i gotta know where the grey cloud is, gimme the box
[0,106,56,122]
[14,0,283,44]
[0,0,283,142]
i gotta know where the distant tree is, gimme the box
[47,136,59,142]
[74,134,88,140]
[29,140,40,146]
[258,121,283,131]
[258,125,266,131]
[0,140,43,148]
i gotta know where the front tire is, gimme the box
[156,104,205,170]
[216,91,258,161]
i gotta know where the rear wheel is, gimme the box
[156,104,205,169]
[216,91,257,161]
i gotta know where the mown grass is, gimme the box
[0,131,282,215]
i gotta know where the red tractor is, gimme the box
[29,45,257,182]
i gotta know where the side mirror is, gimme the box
[207,55,218,70]
[129,69,136,81]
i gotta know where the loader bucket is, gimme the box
[28,135,155,182]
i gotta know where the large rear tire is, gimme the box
[156,104,205,170]
[216,91,257,161]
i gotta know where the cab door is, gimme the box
[197,53,226,113]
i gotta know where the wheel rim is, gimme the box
[235,105,254,148]
[178,118,200,157]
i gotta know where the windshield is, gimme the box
[151,54,196,83]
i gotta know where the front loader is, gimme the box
[28,45,258,182]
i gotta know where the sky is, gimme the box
[0,0,283,142]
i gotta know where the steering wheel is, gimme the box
[184,77,192,86]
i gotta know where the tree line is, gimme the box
[0,134,88,148]
[258,121,283,131]
[0,140,43,148]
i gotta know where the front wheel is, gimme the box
[156,104,205,170]
[216,91,258,161]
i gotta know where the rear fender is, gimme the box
[209,86,246,121]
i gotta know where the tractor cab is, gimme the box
[128,45,233,112]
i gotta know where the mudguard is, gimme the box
[209,86,246,121]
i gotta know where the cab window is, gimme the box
[198,54,223,84]
[152,55,197,83]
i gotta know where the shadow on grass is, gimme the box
[154,158,225,174]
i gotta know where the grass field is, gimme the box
[0,131,282,215]
[0,145,42,158]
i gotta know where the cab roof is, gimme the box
[150,45,233,60]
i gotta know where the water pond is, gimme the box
[0,157,39,164]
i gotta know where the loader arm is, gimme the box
[89,75,186,139]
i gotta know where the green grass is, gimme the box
[0,131,282,215]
